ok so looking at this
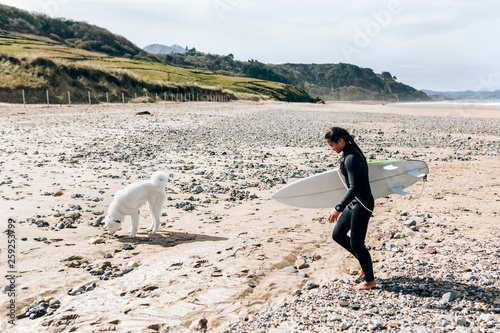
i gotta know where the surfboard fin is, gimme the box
[407,168,426,178]
[382,163,398,171]
[391,186,408,195]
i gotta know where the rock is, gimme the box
[189,318,208,331]
[121,266,134,275]
[36,220,49,228]
[48,299,60,309]
[400,328,414,333]
[371,319,384,329]
[340,322,351,330]
[27,304,47,319]
[441,292,457,303]
[438,315,454,326]
[128,261,139,268]
[192,185,204,194]
[89,268,104,275]
[283,266,298,274]
[94,261,112,269]
[404,219,417,227]
[122,244,134,251]
[86,283,97,292]
[69,286,85,296]
[350,303,361,310]
[295,258,308,269]
[456,317,467,326]
[339,300,349,307]
[65,212,81,220]
[302,281,318,290]
[89,237,105,244]
[312,252,322,261]
[302,252,312,259]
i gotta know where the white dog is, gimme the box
[104,171,168,238]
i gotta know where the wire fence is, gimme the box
[3,89,232,106]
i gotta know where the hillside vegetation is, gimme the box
[0,35,311,103]
[0,4,151,60]
[0,3,428,103]
[0,4,311,103]
[162,49,429,102]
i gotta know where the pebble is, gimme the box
[9,104,500,330]
[48,299,60,309]
[122,244,134,250]
[86,282,97,292]
[441,291,457,303]
[226,227,500,333]
[283,266,298,274]
[302,281,318,291]
[68,286,85,296]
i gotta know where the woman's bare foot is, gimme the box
[352,280,376,290]
[356,268,365,280]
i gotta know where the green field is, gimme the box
[0,34,308,101]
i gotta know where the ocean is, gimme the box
[392,99,500,107]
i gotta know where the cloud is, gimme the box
[0,0,499,90]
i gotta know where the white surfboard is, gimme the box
[271,159,428,209]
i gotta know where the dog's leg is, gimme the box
[129,211,140,238]
[146,202,154,232]
[149,202,162,234]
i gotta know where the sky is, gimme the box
[1,0,499,92]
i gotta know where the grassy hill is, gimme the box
[0,34,311,103]
[0,4,311,103]
[159,49,430,102]
[0,3,428,103]
[272,63,430,101]
[0,4,151,60]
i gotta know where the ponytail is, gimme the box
[325,126,365,158]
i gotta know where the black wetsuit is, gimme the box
[332,144,375,282]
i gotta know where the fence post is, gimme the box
[68,91,71,106]
[22,89,26,107]
[88,91,91,105]
[106,92,109,104]
[122,92,125,104]
[46,90,50,106]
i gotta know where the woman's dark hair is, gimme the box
[325,126,365,158]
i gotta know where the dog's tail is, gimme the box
[151,171,169,188]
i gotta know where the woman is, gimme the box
[325,126,376,290]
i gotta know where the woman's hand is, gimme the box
[328,209,341,223]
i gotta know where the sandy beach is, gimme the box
[0,101,499,332]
